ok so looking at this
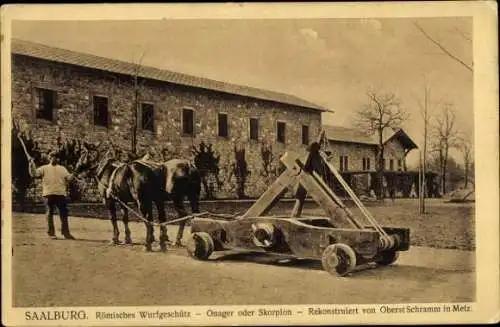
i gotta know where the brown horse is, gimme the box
[162,158,202,245]
[75,148,202,251]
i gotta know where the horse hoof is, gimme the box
[173,241,184,248]
[160,245,168,252]
[109,240,120,245]
[143,246,153,252]
[125,238,133,245]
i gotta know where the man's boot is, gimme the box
[47,214,56,239]
[61,216,75,240]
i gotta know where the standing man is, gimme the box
[29,151,75,239]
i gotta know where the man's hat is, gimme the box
[48,151,58,158]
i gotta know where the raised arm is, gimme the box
[28,159,43,178]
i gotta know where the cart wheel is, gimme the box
[321,243,357,277]
[375,250,399,266]
[186,232,214,260]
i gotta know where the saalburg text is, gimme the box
[25,310,88,321]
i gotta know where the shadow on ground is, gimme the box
[210,250,474,278]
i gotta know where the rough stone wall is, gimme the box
[326,138,407,173]
[326,141,377,172]
[384,138,407,171]
[11,55,322,201]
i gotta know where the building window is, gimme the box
[218,113,228,138]
[383,158,387,170]
[339,156,349,171]
[302,125,309,145]
[362,157,371,171]
[93,96,109,127]
[277,121,286,143]
[398,159,403,171]
[141,103,155,132]
[182,108,194,136]
[35,88,56,121]
[389,159,394,171]
[249,118,259,141]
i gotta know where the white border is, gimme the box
[1,2,498,325]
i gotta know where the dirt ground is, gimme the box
[10,200,475,307]
[14,198,476,251]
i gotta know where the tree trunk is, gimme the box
[464,163,469,188]
[377,128,384,199]
[132,76,138,155]
[443,145,449,194]
[438,146,444,194]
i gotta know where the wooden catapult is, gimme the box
[186,131,410,276]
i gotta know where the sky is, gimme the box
[11,18,473,166]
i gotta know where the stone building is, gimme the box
[323,125,439,198]
[324,125,417,173]
[11,39,327,201]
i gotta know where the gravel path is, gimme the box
[11,213,475,307]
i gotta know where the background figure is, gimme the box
[389,186,396,203]
[29,151,75,239]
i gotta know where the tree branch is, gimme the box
[414,21,473,72]
[453,26,472,42]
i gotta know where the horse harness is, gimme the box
[95,159,205,228]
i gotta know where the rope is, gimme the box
[319,152,388,237]
[311,170,363,229]
[319,133,388,237]
[17,132,86,188]
[93,176,238,227]
[16,133,33,161]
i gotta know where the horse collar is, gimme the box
[95,158,116,180]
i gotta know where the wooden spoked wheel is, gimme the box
[321,243,357,277]
[375,250,399,266]
[186,232,215,260]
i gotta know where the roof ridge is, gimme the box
[323,124,417,149]
[11,38,329,112]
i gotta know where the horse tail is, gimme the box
[188,164,203,196]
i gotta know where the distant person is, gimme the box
[410,183,417,198]
[29,151,75,240]
[389,186,396,203]
[382,177,388,198]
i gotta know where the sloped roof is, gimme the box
[324,125,377,145]
[11,38,329,112]
[324,125,418,150]
[383,128,419,150]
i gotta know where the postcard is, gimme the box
[1,2,498,326]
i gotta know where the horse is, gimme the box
[74,147,202,250]
[74,148,168,251]
[161,158,202,245]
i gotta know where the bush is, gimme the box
[11,121,42,206]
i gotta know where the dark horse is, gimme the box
[161,158,202,245]
[74,148,202,251]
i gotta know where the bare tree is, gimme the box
[413,21,473,73]
[430,103,461,194]
[354,90,409,199]
[458,136,474,188]
[414,83,431,214]
[413,78,446,212]
[131,51,148,157]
